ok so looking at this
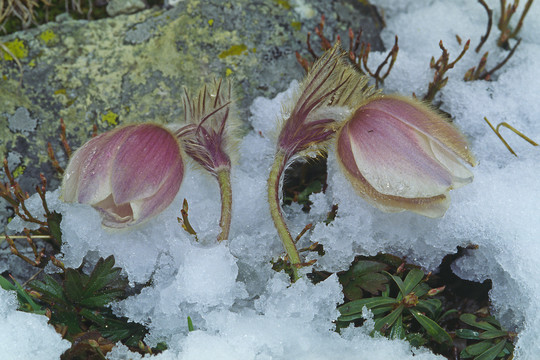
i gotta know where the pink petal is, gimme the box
[337,128,450,217]
[111,124,183,205]
[129,158,184,225]
[71,125,137,205]
[346,106,455,198]
[361,96,476,166]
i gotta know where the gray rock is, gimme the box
[106,0,147,17]
[0,0,384,230]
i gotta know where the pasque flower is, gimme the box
[62,124,184,228]
[176,79,238,241]
[336,95,476,217]
[267,43,374,280]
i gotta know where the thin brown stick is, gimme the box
[476,0,493,53]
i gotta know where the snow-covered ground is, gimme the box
[3,0,539,358]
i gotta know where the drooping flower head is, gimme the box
[62,123,184,228]
[176,79,238,241]
[176,79,238,176]
[336,95,476,217]
[276,42,374,160]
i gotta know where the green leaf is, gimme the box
[403,268,425,295]
[416,299,442,319]
[188,316,194,331]
[463,340,494,356]
[460,313,497,331]
[0,275,42,313]
[406,333,428,347]
[0,275,16,291]
[29,274,66,304]
[374,305,404,333]
[389,314,405,340]
[63,256,126,308]
[479,329,509,339]
[386,272,406,298]
[475,340,507,360]
[47,211,63,249]
[64,268,86,303]
[350,260,389,276]
[85,256,123,295]
[409,309,452,345]
[340,260,389,299]
[456,328,482,340]
[338,297,398,316]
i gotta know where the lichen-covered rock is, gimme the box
[0,0,382,215]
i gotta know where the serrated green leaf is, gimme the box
[79,307,106,326]
[64,268,86,303]
[409,309,452,345]
[85,256,123,295]
[479,329,509,339]
[460,313,497,331]
[47,211,63,249]
[338,297,398,316]
[464,340,494,355]
[456,328,482,340]
[403,268,425,295]
[79,291,124,308]
[374,305,404,333]
[29,274,66,304]
[351,260,389,276]
[358,273,389,295]
[342,282,364,300]
[475,339,507,360]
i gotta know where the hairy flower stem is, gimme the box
[267,150,301,281]
[217,169,232,241]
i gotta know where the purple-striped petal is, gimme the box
[337,95,475,218]
[111,124,182,204]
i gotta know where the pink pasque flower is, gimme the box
[62,123,184,228]
[336,95,476,218]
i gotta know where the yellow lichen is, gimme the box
[12,165,26,178]
[218,44,248,59]
[2,39,28,61]
[208,19,214,26]
[39,29,57,44]
[291,21,302,31]
[274,0,291,9]
[225,68,233,77]
[101,111,119,126]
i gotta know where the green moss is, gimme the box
[218,44,248,59]
[1,39,28,60]
[101,111,119,126]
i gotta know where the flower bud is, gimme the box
[62,123,184,228]
[336,95,476,218]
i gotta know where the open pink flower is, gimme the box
[336,95,476,217]
[62,124,184,228]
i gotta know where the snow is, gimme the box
[2,0,540,359]
[0,288,71,360]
